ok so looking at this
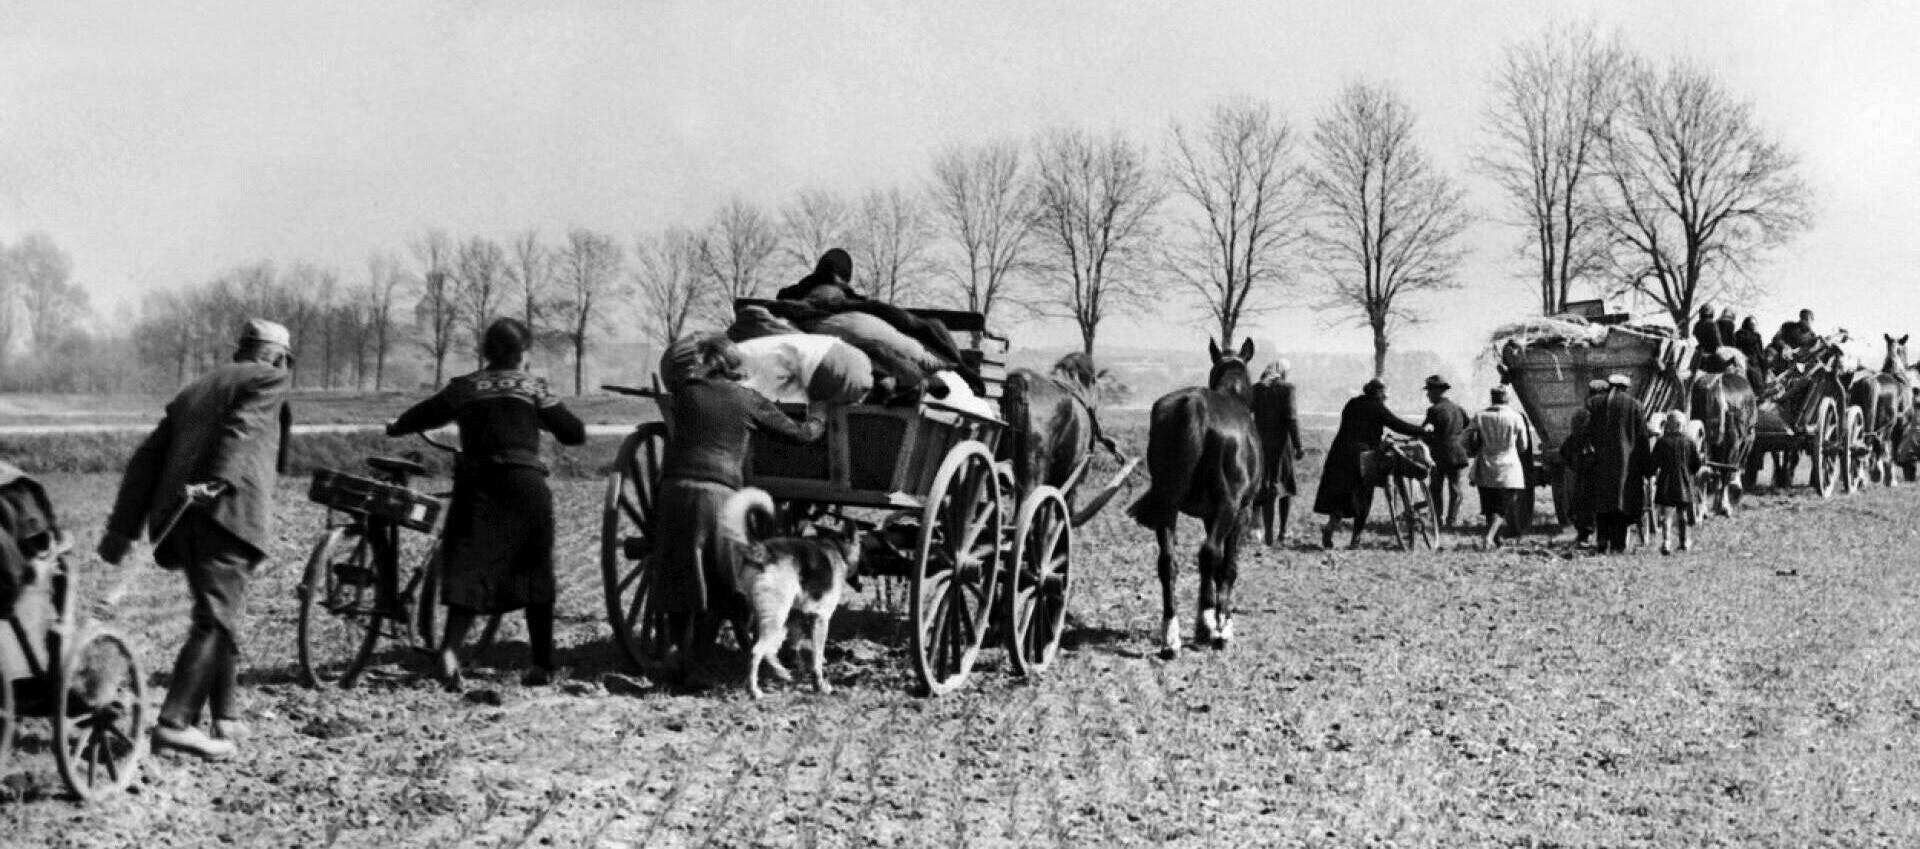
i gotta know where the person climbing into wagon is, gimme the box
[99,319,294,762]
[1313,379,1425,550]
[654,334,827,676]
[387,318,587,689]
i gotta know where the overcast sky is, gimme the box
[4,1,1917,367]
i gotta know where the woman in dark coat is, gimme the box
[653,335,826,667]
[1314,379,1424,549]
[388,319,586,687]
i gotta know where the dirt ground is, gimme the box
[7,430,1920,847]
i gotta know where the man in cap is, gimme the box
[1559,379,1611,547]
[99,319,293,761]
[1584,373,1650,553]
[1419,375,1470,530]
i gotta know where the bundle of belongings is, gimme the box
[661,248,992,416]
[0,462,66,697]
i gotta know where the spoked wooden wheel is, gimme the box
[1403,478,1438,549]
[0,661,14,779]
[911,442,1003,696]
[1007,486,1071,677]
[1381,479,1412,550]
[53,628,146,801]
[601,423,676,675]
[1814,397,1842,498]
[297,527,382,689]
[1844,405,1867,492]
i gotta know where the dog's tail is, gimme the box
[720,486,778,559]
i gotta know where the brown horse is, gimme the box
[999,352,1118,511]
[1848,334,1914,486]
[1128,338,1264,658]
[1687,370,1757,516]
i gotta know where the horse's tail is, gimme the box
[1128,393,1203,530]
[1000,370,1035,495]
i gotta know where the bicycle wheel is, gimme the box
[297,527,382,689]
[1407,479,1438,550]
[1382,480,1411,551]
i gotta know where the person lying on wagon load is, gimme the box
[654,335,826,676]
[662,329,873,406]
[761,248,984,401]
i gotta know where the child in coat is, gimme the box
[1649,410,1703,555]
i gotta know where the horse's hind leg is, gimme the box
[1154,526,1181,659]
[1212,512,1245,649]
[1195,517,1229,648]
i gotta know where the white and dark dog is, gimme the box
[719,487,862,698]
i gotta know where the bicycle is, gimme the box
[297,433,502,688]
[1364,436,1442,551]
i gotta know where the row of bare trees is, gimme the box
[6,23,1812,392]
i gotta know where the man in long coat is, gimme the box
[1314,379,1424,549]
[1251,361,1305,546]
[99,319,293,761]
[1584,373,1650,553]
[1559,379,1610,547]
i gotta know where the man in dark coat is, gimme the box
[1584,373,1651,553]
[1250,360,1305,545]
[1420,374,1471,529]
[1559,379,1610,547]
[1714,307,1739,357]
[1692,306,1723,353]
[1314,379,1424,549]
[775,248,857,304]
[99,319,293,761]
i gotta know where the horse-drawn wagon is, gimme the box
[1748,354,1860,498]
[600,302,1130,695]
[1494,321,1693,528]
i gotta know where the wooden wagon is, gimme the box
[1496,324,1693,528]
[599,304,1087,695]
[1747,360,1860,498]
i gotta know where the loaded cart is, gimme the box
[600,302,1125,695]
[1495,321,1693,529]
[1747,357,1860,498]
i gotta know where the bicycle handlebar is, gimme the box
[419,431,458,454]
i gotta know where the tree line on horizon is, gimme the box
[0,22,1811,395]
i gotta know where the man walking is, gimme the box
[1467,385,1532,549]
[1420,375,1470,530]
[1559,379,1610,547]
[1584,373,1650,553]
[98,320,293,761]
[1252,361,1305,546]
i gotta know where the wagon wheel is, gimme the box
[297,526,382,689]
[1007,486,1071,677]
[1844,405,1867,492]
[53,627,146,801]
[911,442,1003,696]
[1813,397,1842,498]
[601,423,676,675]
[0,660,14,779]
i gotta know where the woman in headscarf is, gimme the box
[653,335,827,673]
[1313,379,1424,549]
[388,318,586,688]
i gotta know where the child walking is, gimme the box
[1649,410,1703,555]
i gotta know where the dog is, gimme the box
[719,487,862,698]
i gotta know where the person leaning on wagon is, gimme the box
[1585,373,1652,554]
[1559,379,1610,548]
[98,319,294,762]
[1313,379,1424,550]
[1419,375,1470,530]
[387,318,586,689]
[1465,385,1533,550]
[654,335,826,673]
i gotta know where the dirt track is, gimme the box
[7,453,1920,846]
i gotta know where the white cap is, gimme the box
[239,319,291,349]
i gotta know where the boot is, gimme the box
[159,626,222,731]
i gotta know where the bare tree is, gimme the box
[505,229,552,336]
[855,186,938,304]
[1479,22,1628,315]
[0,238,17,369]
[365,251,409,390]
[696,197,781,319]
[779,188,857,280]
[1596,58,1813,332]
[453,235,508,366]
[553,228,625,394]
[412,230,460,386]
[633,226,709,350]
[929,141,1038,321]
[1308,81,1473,378]
[1167,98,1312,350]
[1030,128,1164,356]
[12,232,85,356]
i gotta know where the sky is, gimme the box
[4,0,1919,374]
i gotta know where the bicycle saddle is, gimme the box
[366,456,428,479]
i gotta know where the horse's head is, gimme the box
[1050,352,1100,395]
[1207,338,1256,397]
[1885,333,1911,375]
